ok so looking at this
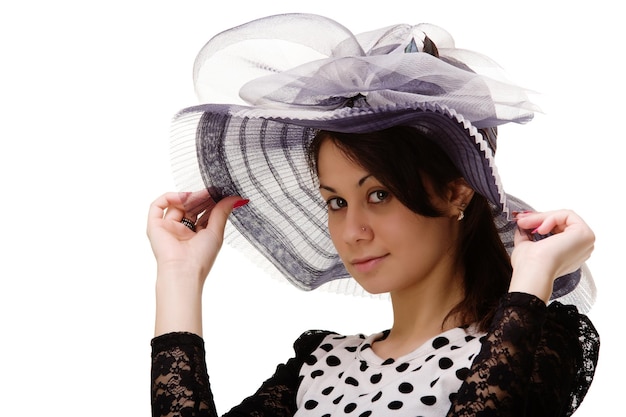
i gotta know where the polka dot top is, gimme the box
[295,327,485,417]
[151,293,600,417]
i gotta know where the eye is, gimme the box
[327,197,347,211]
[368,190,389,203]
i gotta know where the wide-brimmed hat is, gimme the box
[169,13,596,312]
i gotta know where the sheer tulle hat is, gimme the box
[169,13,596,312]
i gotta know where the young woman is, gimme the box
[148,14,599,417]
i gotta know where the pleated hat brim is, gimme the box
[170,101,596,312]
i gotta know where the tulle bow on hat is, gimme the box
[194,14,537,127]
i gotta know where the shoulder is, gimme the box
[543,301,600,414]
[293,330,369,357]
[497,293,600,365]
[292,330,338,357]
[546,303,600,380]
[544,301,599,360]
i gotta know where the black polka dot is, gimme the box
[326,355,341,366]
[382,358,395,365]
[320,343,334,352]
[360,343,372,351]
[372,391,382,402]
[305,355,317,365]
[439,357,453,369]
[370,373,382,384]
[304,400,318,410]
[345,376,359,386]
[346,346,358,352]
[333,395,344,404]
[359,411,372,417]
[333,335,347,340]
[388,401,403,410]
[451,345,460,350]
[360,361,369,371]
[344,403,357,413]
[398,382,413,394]
[432,336,450,349]
[456,367,470,380]
[465,335,476,342]
[311,369,324,378]
[425,354,435,362]
[396,362,409,372]
[430,377,439,387]
[322,414,331,417]
[322,386,334,395]
[421,396,437,406]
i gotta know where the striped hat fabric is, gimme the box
[168,13,596,312]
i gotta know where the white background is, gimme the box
[1,1,621,415]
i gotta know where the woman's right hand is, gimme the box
[147,190,248,336]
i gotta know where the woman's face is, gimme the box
[317,139,461,295]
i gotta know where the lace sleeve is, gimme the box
[151,330,333,417]
[447,292,600,417]
[152,332,217,417]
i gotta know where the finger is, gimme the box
[180,217,197,233]
[196,209,211,230]
[513,224,531,246]
[514,210,547,231]
[524,210,584,237]
[148,193,182,225]
[148,193,199,239]
[164,207,186,222]
[147,193,178,239]
[180,189,217,218]
[192,195,222,230]
[161,192,201,223]
[202,196,246,241]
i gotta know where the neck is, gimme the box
[374,274,465,360]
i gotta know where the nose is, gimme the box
[342,206,372,244]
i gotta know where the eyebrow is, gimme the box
[319,174,373,193]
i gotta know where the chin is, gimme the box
[351,274,393,295]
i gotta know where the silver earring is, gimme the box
[457,202,467,221]
[361,226,367,232]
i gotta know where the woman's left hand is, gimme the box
[509,210,595,303]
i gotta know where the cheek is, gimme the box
[327,216,351,261]
[390,216,453,253]
[327,217,341,246]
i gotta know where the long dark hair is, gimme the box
[307,126,512,331]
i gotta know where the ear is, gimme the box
[446,178,475,217]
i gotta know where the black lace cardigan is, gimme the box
[151,292,599,417]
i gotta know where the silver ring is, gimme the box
[180,217,196,232]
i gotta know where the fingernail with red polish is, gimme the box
[233,199,250,209]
